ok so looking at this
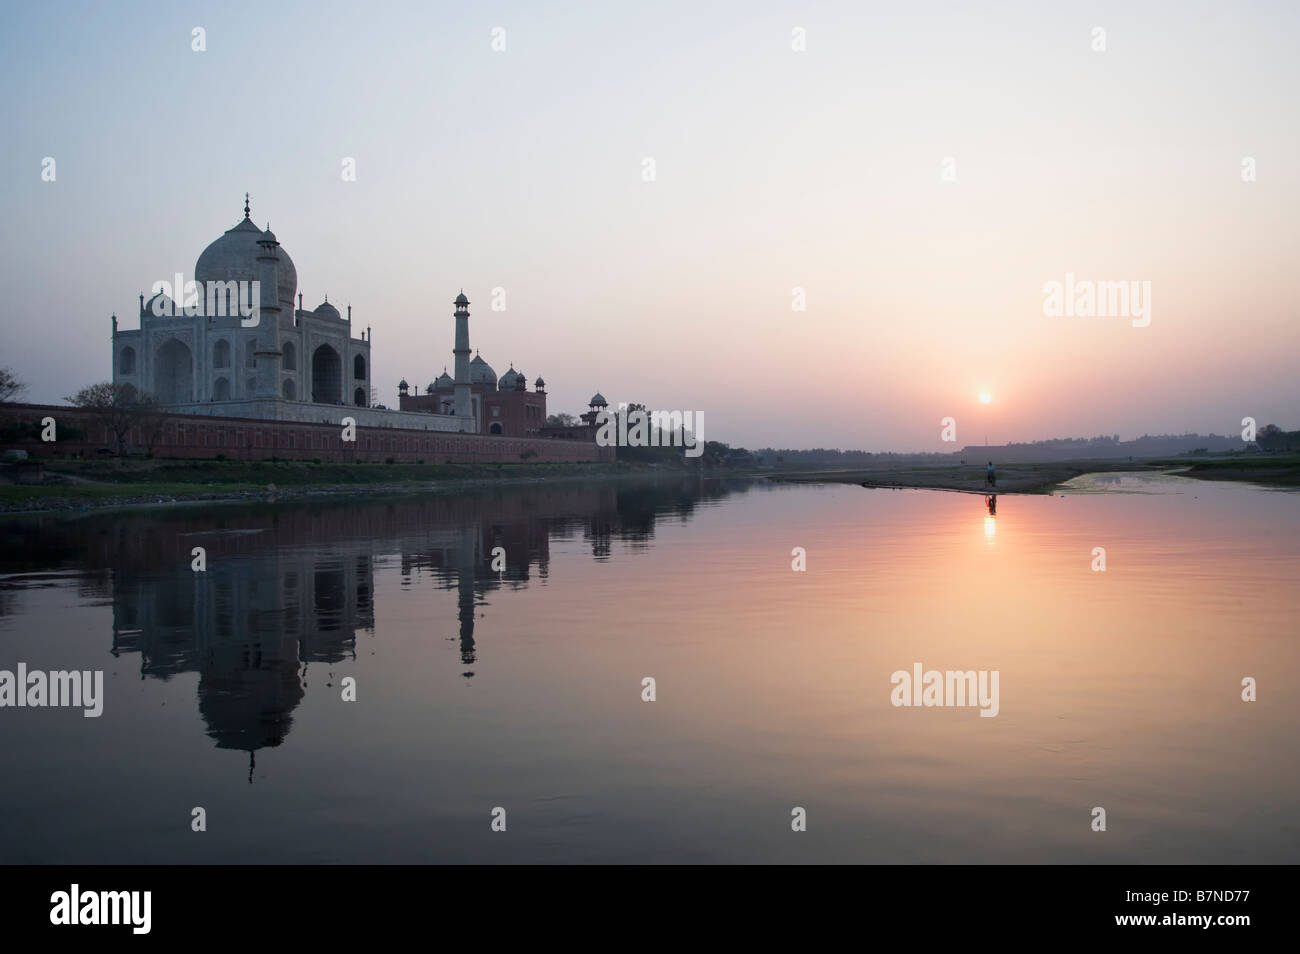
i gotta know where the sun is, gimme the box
[979,392,992,404]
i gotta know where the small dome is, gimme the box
[534,377,545,389]
[589,392,608,407]
[434,370,454,389]
[143,291,176,317]
[315,298,340,320]
[469,353,496,386]
[399,378,409,389]
[454,291,469,306]
[499,367,520,391]
[260,227,277,244]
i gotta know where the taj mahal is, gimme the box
[110,196,595,439]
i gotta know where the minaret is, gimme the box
[452,291,472,421]
[254,227,284,400]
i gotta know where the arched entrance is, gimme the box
[311,344,342,404]
[353,387,366,407]
[212,377,231,400]
[154,338,194,404]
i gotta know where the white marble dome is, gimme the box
[195,210,297,312]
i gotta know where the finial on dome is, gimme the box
[244,193,250,219]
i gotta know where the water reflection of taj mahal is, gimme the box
[22,482,741,779]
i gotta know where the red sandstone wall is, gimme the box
[0,404,612,464]
[399,385,547,438]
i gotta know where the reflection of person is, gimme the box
[986,494,997,515]
[986,461,996,487]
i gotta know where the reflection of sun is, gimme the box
[979,392,992,404]
[984,515,997,542]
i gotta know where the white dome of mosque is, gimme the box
[499,367,520,391]
[194,197,297,311]
[469,353,496,386]
[434,370,454,389]
[314,298,340,320]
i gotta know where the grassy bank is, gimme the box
[8,451,1295,514]
[0,457,647,513]
[1152,453,1300,488]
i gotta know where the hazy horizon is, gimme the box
[2,0,1297,450]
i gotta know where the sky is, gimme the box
[1,0,1297,450]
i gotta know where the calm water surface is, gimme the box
[1,474,1296,863]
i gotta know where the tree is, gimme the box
[66,381,160,455]
[1256,424,1300,453]
[138,400,168,454]
[546,412,578,428]
[0,366,26,402]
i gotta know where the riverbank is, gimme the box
[1152,453,1300,488]
[767,453,1300,493]
[8,452,1295,515]
[767,460,1151,494]
[0,458,671,515]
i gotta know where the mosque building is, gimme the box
[395,291,548,437]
